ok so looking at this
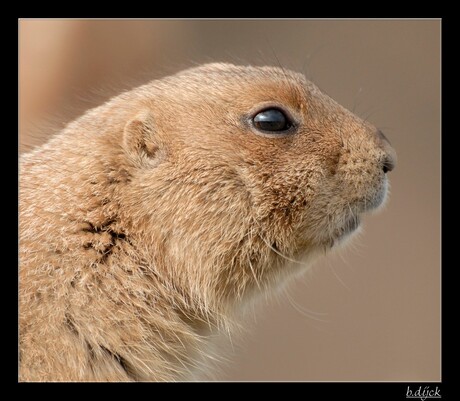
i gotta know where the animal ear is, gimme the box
[123,109,159,161]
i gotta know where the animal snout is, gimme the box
[375,130,396,173]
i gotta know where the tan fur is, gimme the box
[19,63,396,381]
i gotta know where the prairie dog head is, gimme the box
[22,62,396,316]
[110,63,396,308]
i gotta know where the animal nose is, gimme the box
[375,130,396,173]
[382,157,394,173]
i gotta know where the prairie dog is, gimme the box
[19,63,396,381]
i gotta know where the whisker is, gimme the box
[247,259,261,290]
[284,292,330,332]
[257,233,307,266]
[326,259,350,292]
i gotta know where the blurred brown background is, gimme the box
[19,19,440,381]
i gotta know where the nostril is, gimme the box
[374,129,396,173]
[382,157,395,173]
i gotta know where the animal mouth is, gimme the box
[344,215,361,234]
[361,177,389,213]
[330,214,361,246]
[332,176,389,243]
[339,214,361,238]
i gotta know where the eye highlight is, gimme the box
[252,108,292,133]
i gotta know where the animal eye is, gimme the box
[253,108,292,132]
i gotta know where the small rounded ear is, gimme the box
[123,110,159,162]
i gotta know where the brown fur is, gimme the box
[19,63,396,381]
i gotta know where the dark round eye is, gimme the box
[253,108,292,132]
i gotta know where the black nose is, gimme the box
[382,157,395,173]
[375,130,396,174]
